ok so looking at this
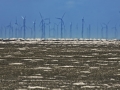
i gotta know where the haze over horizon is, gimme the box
[0,0,120,39]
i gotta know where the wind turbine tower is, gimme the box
[44,23,46,39]
[33,20,36,39]
[44,18,51,38]
[46,18,51,38]
[76,23,78,38]
[70,22,72,38]
[4,27,7,39]
[7,22,13,39]
[15,18,18,38]
[112,24,117,39]
[103,21,110,40]
[56,13,65,38]
[88,24,91,39]
[82,17,84,39]
[55,23,59,38]
[39,12,45,39]
[22,16,26,39]
[0,27,3,38]
[101,24,104,39]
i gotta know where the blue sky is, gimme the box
[0,0,120,39]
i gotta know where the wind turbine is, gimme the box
[70,22,72,38]
[88,24,91,40]
[4,27,7,39]
[7,22,13,39]
[55,23,59,38]
[56,13,65,38]
[44,18,51,38]
[103,21,110,40]
[15,17,18,38]
[28,27,33,38]
[3,26,7,39]
[100,24,104,39]
[97,23,98,39]
[76,23,78,38]
[21,16,26,39]
[81,17,84,39]
[0,27,3,38]
[39,12,45,39]
[33,20,36,39]
[52,24,56,38]
[112,24,117,39]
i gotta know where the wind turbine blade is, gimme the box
[102,23,106,26]
[56,18,62,20]
[61,19,64,23]
[21,16,24,19]
[62,12,66,19]
[39,12,43,19]
[33,20,36,23]
[107,21,110,24]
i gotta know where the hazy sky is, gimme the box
[0,0,120,39]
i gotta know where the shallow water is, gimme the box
[0,42,120,89]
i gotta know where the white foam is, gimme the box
[89,67,99,69]
[44,70,52,71]
[0,59,5,60]
[34,67,52,70]
[92,53,99,55]
[99,64,108,66]
[1,39,120,45]
[73,82,86,86]
[14,51,22,55]
[114,74,120,76]
[103,84,111,88]
[23,59,32,61]
[35,74,41,75]
[19,76,43,79]
[18,48,26,50]
[73,61,79,63]
[59,65,74,68]
[80,71,91,73]
[113,84,120,87]
[108,57,119,59]
[18,82,27,85]
[52,88,62,90]
[81,85,100,88]
[28,86,46,89]
[52,60,58,62]
[15,89,28,90]
[82,55,94,57]
[9,63,23,65]
[27,76,43,79]
[0,48,4,49]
